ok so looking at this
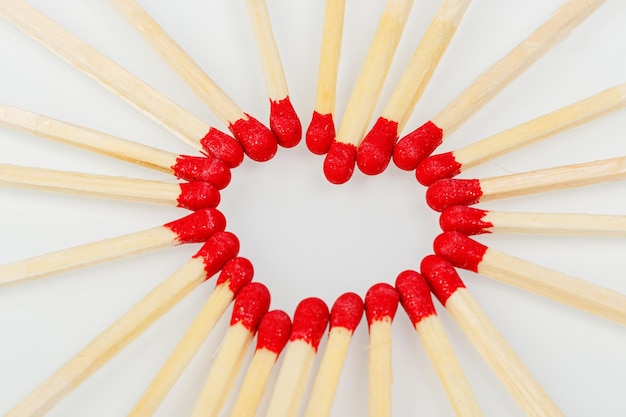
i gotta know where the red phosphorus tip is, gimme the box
[364,283,400,326]
[416,152,462,186]
[176,182,221,211]
[329,292,364,333]
[433,231,488,273]
[229,114,278,162]
[256,310,292,355]
[200,127,244,168]
[270,97,302,148]
[356,117,399,176]
[215,256,254,293]
[395,270,437,326]
[164,208,226,244]
[305,111,335,155]
[230,282,271,332]
[193,232,241,278]
[289,297,330,351]
[425,178,483,212]
[323,141,357,184]
[171,155,231,190]
[392,121,444,171]
[420,255,466,306]
[439,206,492,235]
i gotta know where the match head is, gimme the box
[415,152,462,186]
[433,231,488,273]
[289,297,330,351]
[420,255,466,306]
[215,256,254,292]
[305,111,335,155]
[356,117,398,176]
[230,282,271,332]
[200,127,244,168]
[392,121,443,171]
[425,178,483,212]
[165,208,226,243]
[229,114,278,162]
[177,182,221,211]
[270,97,302,148]
[364,283,400,326]
[439,206,492,235]
[256,310,292,355]
[395,270,437,326]
[193,232,241,278]
[171,155,231,190]
[323,141,357,184]
[330,292,364,333]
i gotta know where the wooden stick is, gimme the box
[190,283,270,417]
[357,0,473,175]
[0,104,231,189]
[421,255,565,417]
[393,0,606,171]
[417,82,626,185]
[3,234,240,417]
[396,270,483,417]
[0,208,225,287]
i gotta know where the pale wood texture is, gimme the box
[414,314,483,417]
[484,211,626,236]
[368,319,393,417]
[446,289,564,417]
[335,0,415,146]
[5,257,207,417]
[128,283,235,417]
[228,348,279,417]
[432,0,605,136]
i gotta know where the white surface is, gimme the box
[1,1,625,416]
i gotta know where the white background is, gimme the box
[1,1,626,416]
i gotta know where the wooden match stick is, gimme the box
[305,0,346,155]
[425,155,626,212]
[0,164,221,210]
[434,231,626,326]
[0,0,244,168]
[4,233,240,417]
[0,208,225,287]
[323,0,416,184]
[393,0,606,171]
[421,255,565,417]
[302,292,364,417]
[108,0,278,162]
[264,297,329,417]
[357,0,473,176]
[395,270,483,417]
[417,82,626,185]
[245,0,302,148]
[0,105,231,189]
[365,283,400,417]
[190,282,271,417]
[228,310,291,417]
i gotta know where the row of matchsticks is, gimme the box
[0,0,625,416]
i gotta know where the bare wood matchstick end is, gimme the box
[393,121,443,171]
[270,97,302,148]
[323,141,357,185]
[356,117,399,176]
[306,112,336,155]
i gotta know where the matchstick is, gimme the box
[421,255,565,417]
[393,0,606,171]
[245,0,302,148]
[425,155,626,212]
[440,206,626,237]
[0,0,244,168]
[0,208,225,287]
[365,283,400,417]
[4,232,240,417]
[127,257,255,417]
[302,292,364,417]
[228,310,292,417]
[395,270,483,417]
[0,105,231,189]
[190,282,271,417]
[264,297,329,417]
[416,82,626,185]
[434,231,626,326]
[305,0,346,155]
[0,164,220,210]
[323,0,416,184]
[357,0,472,176]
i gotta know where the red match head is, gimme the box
[433,231,488,273]
[215,256,254,293]
[356,117,398,176]
[256,310,292,355]
[200,127,244,168]
[165,208,226,244]
[229,114,278,162]
[323,141,357,184]
[270,97,302,148]
[193,232,240,279]
[395,270,437,326]
[415,152,462,186]
[289,297,330,351]
[364,283,400,326]
[425,178,483,212]
[330,292,364,333]
[230,282,271,332]
[171,155,231,190]
[306,111,335,155]
[177,182,221,211]
[392,121,443,171]
[420,255,466,306]
[439,206,492,235]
